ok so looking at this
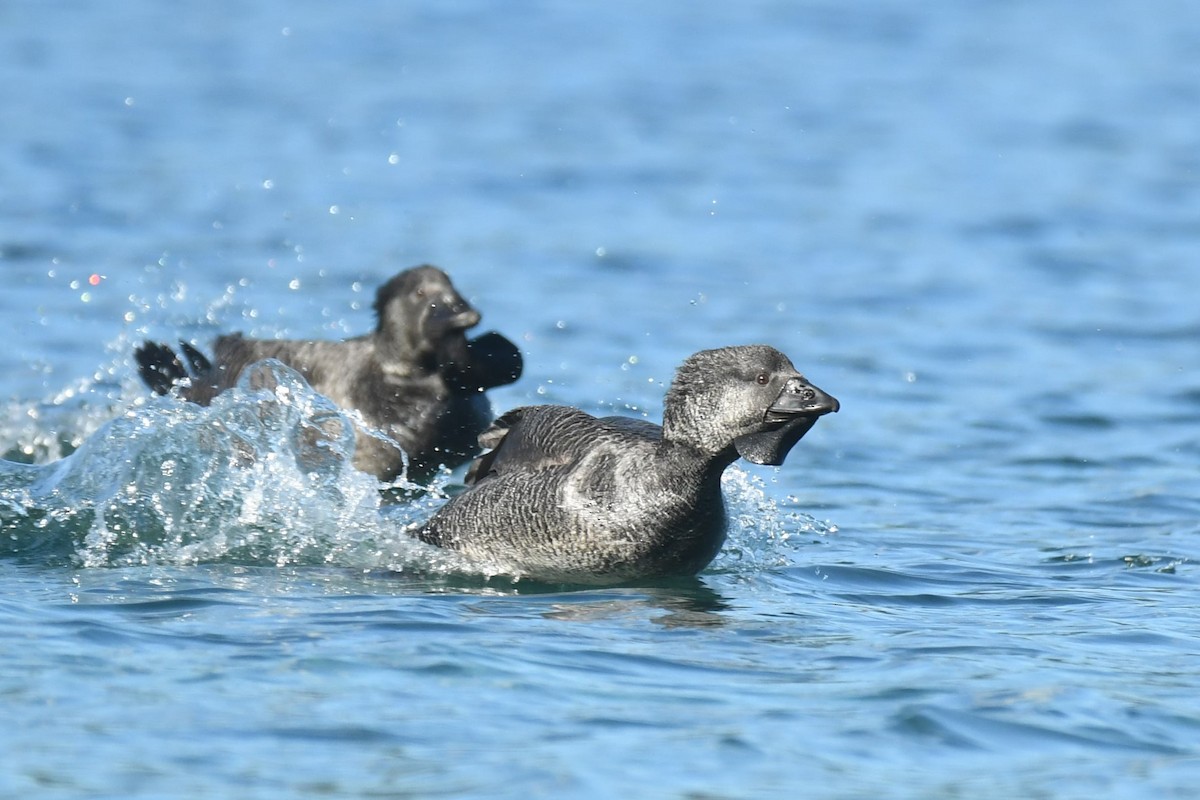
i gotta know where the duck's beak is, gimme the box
[734,378,839,466]
[428,293,481,332]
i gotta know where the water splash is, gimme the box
[0,360,467,572]
[2,360,831,580]
[711,467,837,573]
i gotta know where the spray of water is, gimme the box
[2,360,830,579]
[0,360,473,573]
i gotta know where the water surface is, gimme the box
[2,1,1199,797]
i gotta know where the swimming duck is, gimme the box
[413,345,838,584]
[135,265,523,483]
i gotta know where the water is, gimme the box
[2,0,1199,796]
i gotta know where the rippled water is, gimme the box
[3,1,1200,797]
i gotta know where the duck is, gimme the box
[413,345,838,584]
[135,265,523,483]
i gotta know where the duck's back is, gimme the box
[208,335,379,401]
[461,406,637,482]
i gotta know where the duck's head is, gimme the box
[373,265,481,365]
[662,345,839,466]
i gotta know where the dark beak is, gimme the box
[734,378,839,466]
[430,297,481,331]
[766,378,840,419]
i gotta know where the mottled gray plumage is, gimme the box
[135,265,523,483]
[414,345,838,584]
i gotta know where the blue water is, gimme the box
[3,1,1200,796]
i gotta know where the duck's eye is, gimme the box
[755,372,770,385]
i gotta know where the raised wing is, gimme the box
[464,405,600,486]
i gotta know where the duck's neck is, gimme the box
[371,328,415,369]
[660,396,746,468]
[645,439,733,574]
[655,437,740,499]
[661,432,740,470]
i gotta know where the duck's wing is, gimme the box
[597,416,662,442]
[134,340,219,397]
[441,331,524,392]
[178,340,213,374]
[208,333,302,389]
[134,341,189,395]
[464,405,598,486]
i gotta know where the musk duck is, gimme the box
[413,345,837,583]
[135,265,522,483]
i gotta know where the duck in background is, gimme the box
[135,265,523,483]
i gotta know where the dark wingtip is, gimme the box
[134,340,214,396]
[465,332,524,389]
[463,408,525,485]
[441,332,524,393]
[178,340,213,374]
[134,341,187,395]
[463,450,495,486]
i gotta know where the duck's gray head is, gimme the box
[662,345,839,466]
[373,265,481,366]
